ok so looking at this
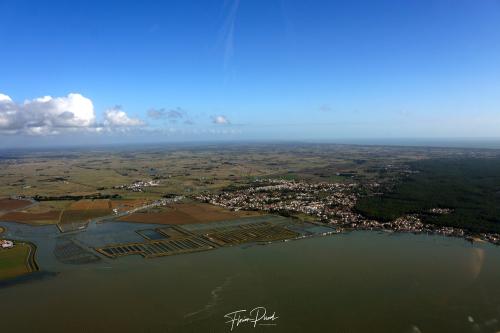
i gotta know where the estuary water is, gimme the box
[0,222,499,333]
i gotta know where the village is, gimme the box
[196,178,500,245]
[196,178,362,223]
[113,179,160,192]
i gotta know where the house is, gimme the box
[0,239,14,249]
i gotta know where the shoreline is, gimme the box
[339,222,500,246]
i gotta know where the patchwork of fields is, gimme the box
[0,198,148,226]
[2,144,500,282]
[119,202,260,225]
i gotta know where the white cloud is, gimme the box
[0,93,96,135]
[29,93,95,127]
[0,94,12,102]
[212,115,230,125]
[104,106,144,127]
[0,93,144,135]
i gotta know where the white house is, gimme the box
[0,240,14,249]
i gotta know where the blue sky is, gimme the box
[1,0,500,146]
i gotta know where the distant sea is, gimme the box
[315,138,500,149]
[2,138,500,153]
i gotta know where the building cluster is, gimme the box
[347,214,499,245]
[196,179,363,224]
[345,214,425,232]
[476,233,500,244]
[114,180,160,192]
[0,239,14,249]
[428,208,453,215]
[197,179,500,246]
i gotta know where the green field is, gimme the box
[355,158,500,233]
[0,243,34,280]
[59,209,112,224]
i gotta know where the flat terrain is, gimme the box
[0,199,131,225]
[111,199,150,213]
[0,200,68,224]
[0,144,479,199]
[1,143,500,235]
[69,199,111,210]
[0,210,61,224]
[0,198,31,211]
[119,202,260,225]
[59,199,112,225]
[0,243,33,280]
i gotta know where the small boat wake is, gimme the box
[184,274,237,320]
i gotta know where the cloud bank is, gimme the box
[0,93,143,135]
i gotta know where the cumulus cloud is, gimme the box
[0,94,12,102]
[212,115,230,125]
[0,93,144,135]
[104,106,144,127]
[0,93,96,135]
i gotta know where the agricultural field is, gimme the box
[0,199,115,225]
[68,199,111,210]
[119,202,260,225]
[22,200,71,213]
[59,199,113,225]
[59,209,111,224]
[0,198,32,211]
[111,199,150,213]
[0,211,61,224]
[1,143,500,234]
[1,144,477,200]
[0,243,35,280]
[0,200,69,224]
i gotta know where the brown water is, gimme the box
[0,230,499,333]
